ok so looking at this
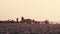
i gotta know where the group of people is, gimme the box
[0,17,49,24]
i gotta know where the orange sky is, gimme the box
[0,0,60,21]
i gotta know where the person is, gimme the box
[45,20,49,24]
[21,16,24,21]
[16,18,19,22]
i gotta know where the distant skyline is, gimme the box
[0,0,60,21]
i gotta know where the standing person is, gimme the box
[16,18,19,23]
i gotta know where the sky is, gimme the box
[0,0,60,21]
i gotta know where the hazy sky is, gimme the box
[0,0,60,21]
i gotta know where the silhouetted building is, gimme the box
[20,17,32,24]
[10,20,15,23]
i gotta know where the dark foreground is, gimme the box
[0,23,60,34]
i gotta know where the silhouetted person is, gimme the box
[45,20,49,24]
[16,18,19,23]
[21,16,24,21]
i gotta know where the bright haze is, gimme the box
[0,0,60,22]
